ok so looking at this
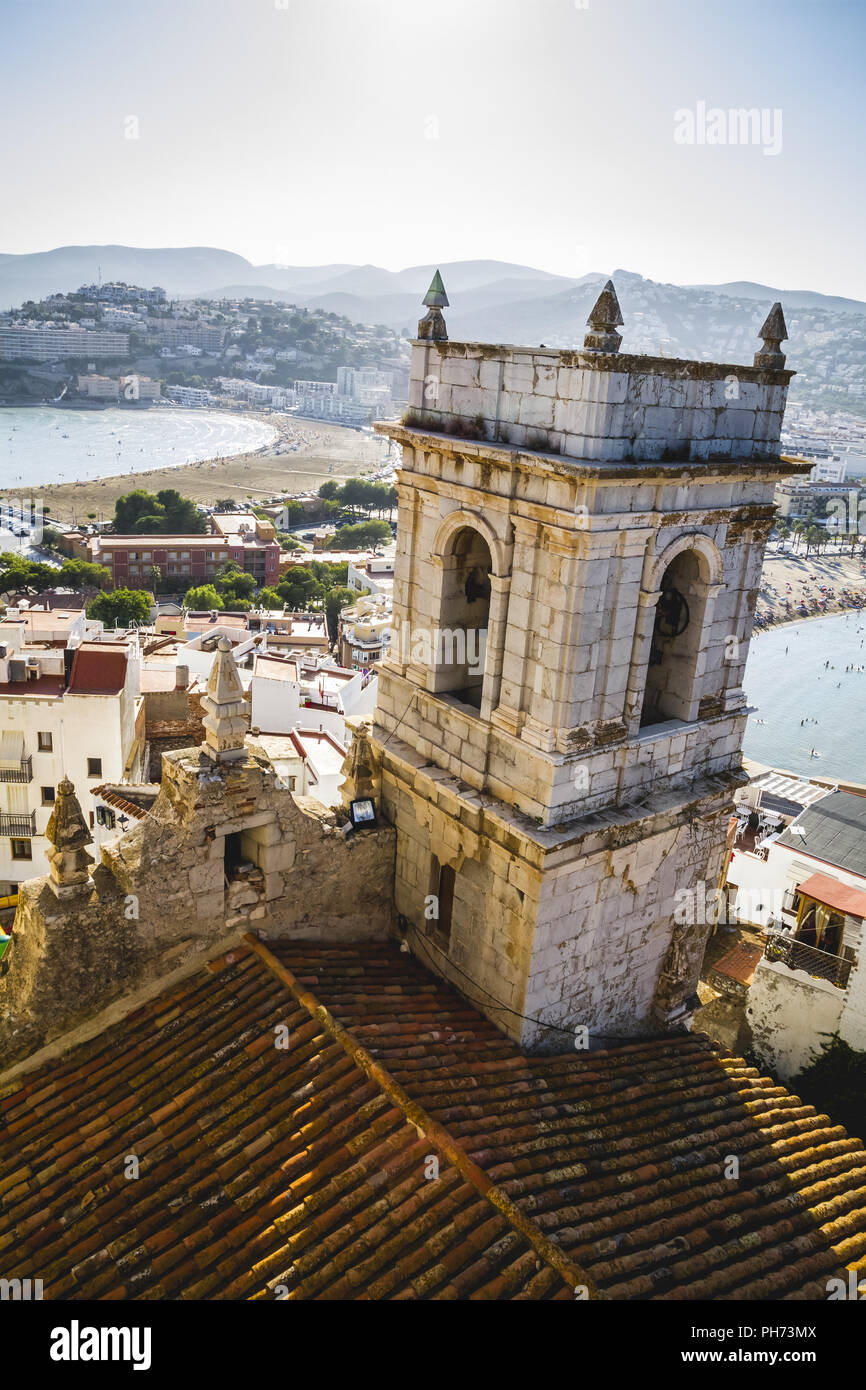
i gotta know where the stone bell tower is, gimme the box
[367,275,808,1048]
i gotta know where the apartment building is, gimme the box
[88,516,280,590]
[337,366,394,396]
[77,374,120,400]
[165,385,213,407]
[338,594,392,670]
[346,556,395,598]
[144,324,225,352]
[78,283,166,304]
[0,618,143,894]
[0,327,130,361]
[78,373,161,402]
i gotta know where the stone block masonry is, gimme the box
[364,278,807,1044]
[0,742,395,1074]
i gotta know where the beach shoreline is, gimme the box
[752,547,866,634]
[0,409,392,524]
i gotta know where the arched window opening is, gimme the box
[640,550,708,728]
[436,526,491,708]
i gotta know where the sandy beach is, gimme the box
[0,411,393,526]
[754,546,866,631]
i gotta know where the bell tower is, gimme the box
[368,276,807,1047]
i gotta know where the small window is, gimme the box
[11,839,32,861]
[437,863,456,944]
[41,786,55,805]
[87,758,102,777]
[96,806,116,829]
[37,731,52,751]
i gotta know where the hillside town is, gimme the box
[0,283,409,428]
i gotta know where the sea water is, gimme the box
[743,610,866,782]
[0,406,277,487]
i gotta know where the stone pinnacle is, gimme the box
[418,269,449,342]
[423,270,449,308]
[754,302,788,369]
[584,279,624,353]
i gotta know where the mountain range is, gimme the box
[2,246,864,412]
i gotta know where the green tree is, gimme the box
[281,499,305,526]
[324,586,355,641]
[0,555,57,594]
[183,583,223,611]
[331,519,392,549]
[259,587,284,610]
[217,569,257,603]
[86,588,152,627]
[276,566,324,610]
[113,487,206,535]
[57,559,112,591]
[318,481,341,501]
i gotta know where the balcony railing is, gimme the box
[764,929,855,990]
[0,757,32,785]
[0,812,36,838]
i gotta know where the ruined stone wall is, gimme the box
[0,747,395,1074]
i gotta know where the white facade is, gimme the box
[0,327,130,361]
[732,792,866,1079]
[0,634,143,894]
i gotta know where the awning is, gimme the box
[797,872,866,920]
[0,730,24,767]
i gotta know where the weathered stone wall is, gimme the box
[378,728,735,1049]
[374,431,792,827]
[405,340,792,463]
[0,746,395,1073]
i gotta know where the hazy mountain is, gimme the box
[0,246,580,309]
[0,244,255,306]
[688,281,866,317]
[1,245,862,413]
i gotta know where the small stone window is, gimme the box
[38,731,53,752]
[41,786,55,805]
[87,758,103,777]
[11,839,31,861]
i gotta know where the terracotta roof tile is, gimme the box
[1,938,864,1300]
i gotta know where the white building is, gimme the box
[338,594,392,670]
[346,556,395,598]
[0,622,144,894]
[0,327,130,362]
[165,385,213,407]
[249,653,377,745]
[731,789,866,1079]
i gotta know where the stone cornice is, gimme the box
[375,422,811,482]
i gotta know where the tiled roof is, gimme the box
[707,941,763,988]
[67,644,128,695]
[1,939,864,1301]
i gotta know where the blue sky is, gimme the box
[1,0,864,295]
